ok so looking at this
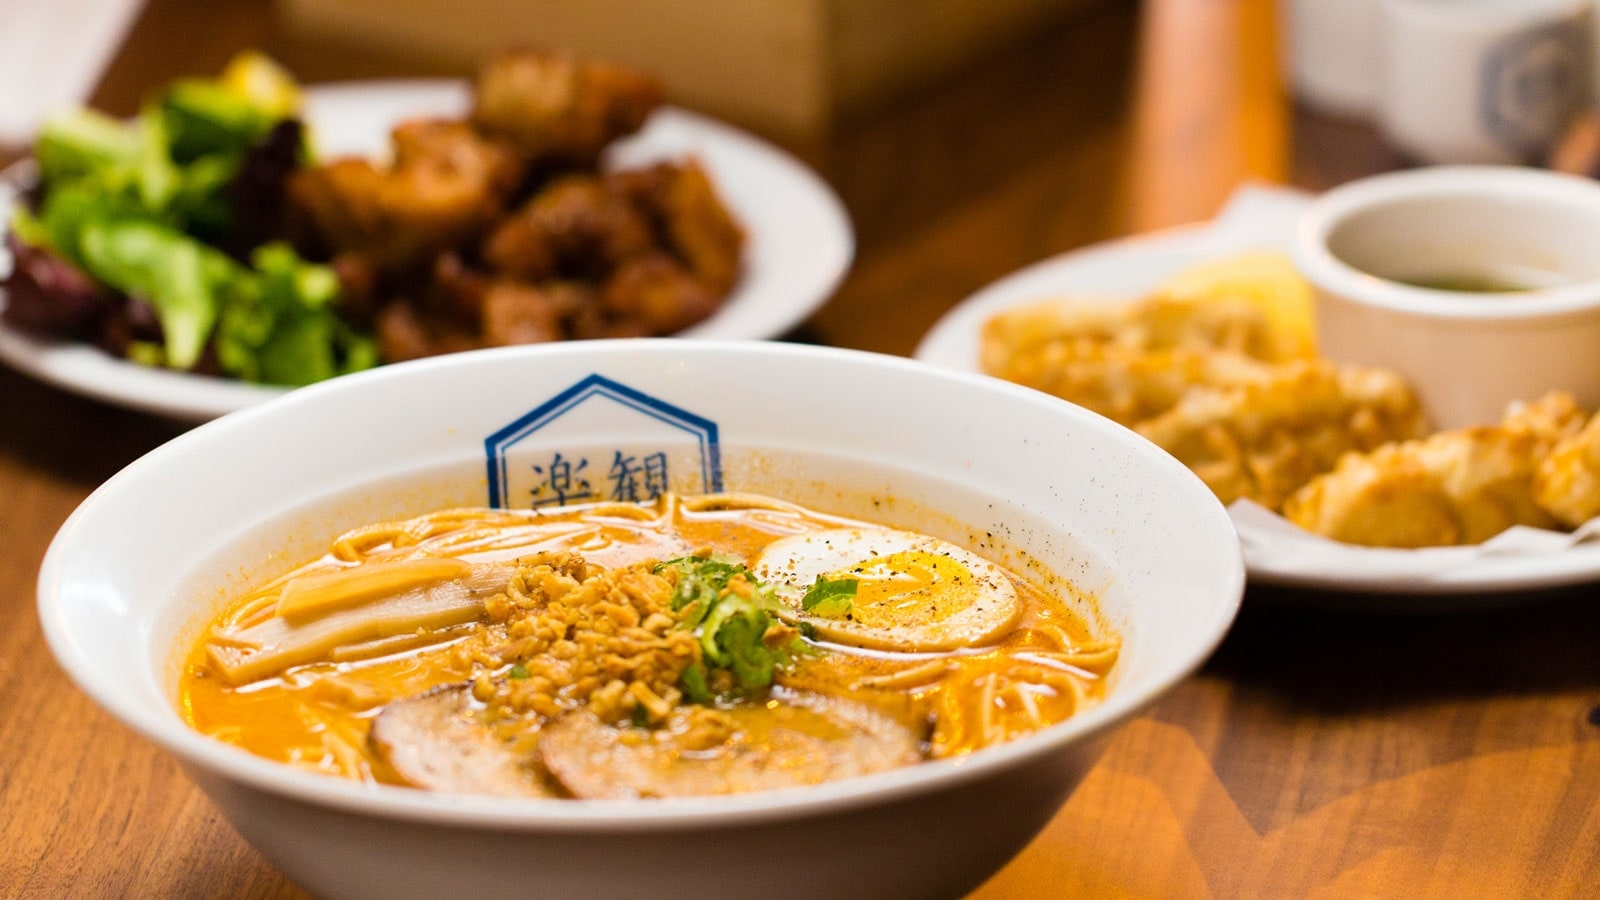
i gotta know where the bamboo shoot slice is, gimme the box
[208,563,511,685]
[277,557,474,623]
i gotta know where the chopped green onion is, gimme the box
[658,554,805,700]
[801,575,857,619]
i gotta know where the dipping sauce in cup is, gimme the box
[1293,165,1600,428]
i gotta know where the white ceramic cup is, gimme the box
[1283,0,1381,117]
[1294,165,1600,429]
[1378,0,1593,164]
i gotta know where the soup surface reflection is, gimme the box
[180,492,1119,799]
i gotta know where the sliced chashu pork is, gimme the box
[539,689,922,800]
[369,684,551,798]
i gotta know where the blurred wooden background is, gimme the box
[4,0,1598,898]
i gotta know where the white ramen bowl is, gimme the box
[38,341,1243,900]
[1294,165,1600,429]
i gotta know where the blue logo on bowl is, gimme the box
[484,374,722,509]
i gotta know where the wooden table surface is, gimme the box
[4,1,1598,897]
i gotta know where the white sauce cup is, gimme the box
[1294,165,1600,429]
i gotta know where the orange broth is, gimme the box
[179,493,1118,787]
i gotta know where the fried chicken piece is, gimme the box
[398,256,583,352]
[289,120,521,272]
[985,293,1291,366]
[378,271,596,359]
[374,299,483,363]
[614,160,744,293]
[1003,344,1281,428]
[484,160,743,294]
[330,252,381,326]
[1506,390,1589,446]
[1136,359,1429,510]
[481,280,592,346]
[289,160,493,272]
[981,288,1426,511]
[1284,392,1587,547]
[600,253,721,335]
[426,252,491,321]
[391,118,524,195]
[470,50,663,168]
[1285,447,1461,547]
[1534,409,1600,528]
[981,295,1299,426]
[482,174,656,281]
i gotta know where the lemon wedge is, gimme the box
[220,51,302,118]
[1155,251,1317,360]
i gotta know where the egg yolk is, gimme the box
[827,550,974,628]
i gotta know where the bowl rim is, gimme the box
[38,339,1245,832]
[1292,165,1600,320]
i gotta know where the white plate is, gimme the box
[915,185,1600,601]
[0,80,853,421]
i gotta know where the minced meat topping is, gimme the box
[453,552,701,728]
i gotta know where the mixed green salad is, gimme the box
[2,54,376,385]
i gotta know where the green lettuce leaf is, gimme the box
[214,243,376,385]
[77,220,235,370]
[160,79,279,164]
[18,60,367,385]
[34,109,140,184]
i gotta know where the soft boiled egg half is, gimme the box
[752,527,1021,652]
